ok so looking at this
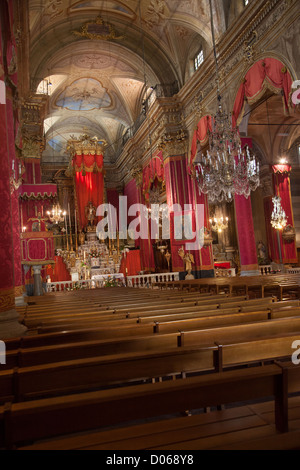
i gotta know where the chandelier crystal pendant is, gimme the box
[271,196,287,230]
[195,106,260,203]
[194,0,260,204]
[47,205,66,225]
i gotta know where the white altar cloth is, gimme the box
[91,273,124,281]
[91,273,125,287]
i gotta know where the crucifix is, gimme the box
[28,212,48,232]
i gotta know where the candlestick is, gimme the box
[64,214,69,251]
[74,209,78,252]
[68,203,73,251]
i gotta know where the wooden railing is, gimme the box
[287,268,300,275]
[260,265,273,275]
[46,280,93,292]
[127,272,180,288]
[46,273,180,291]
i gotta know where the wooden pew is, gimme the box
[1,362,299,449]
[32,298,283,335]
[178,316,300,347]
[1,328,300,404]
[23,296,277,329]
[3,306,300,370]
[153,275,300,300]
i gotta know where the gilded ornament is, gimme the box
[72,16,124,41]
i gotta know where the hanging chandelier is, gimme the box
[209,216,229,233]
[47,205,66,225]
[271,196,287,230]
[194,0,260,203]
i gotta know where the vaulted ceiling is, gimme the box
[28,0,227,165]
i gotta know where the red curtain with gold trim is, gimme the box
[270,165,297,263]
[142,151,164,201]
[73,153,104,173]
[73,154,104,230]
[190,115,212,168]
[232,58,293,127]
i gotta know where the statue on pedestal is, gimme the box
[85,201,96,231]
[178,246,195,280]
[79,230,86,246]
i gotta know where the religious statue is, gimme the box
[79,230,86,246]
[165,250,171,270]
[85,201,96,230]
[257,240,268,265]
[178,246,195,280]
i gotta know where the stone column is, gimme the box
[32,265,43,296]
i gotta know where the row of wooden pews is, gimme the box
[153,273,300,301]
[1,281,300,450]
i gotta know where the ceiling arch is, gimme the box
[28,0,227,165]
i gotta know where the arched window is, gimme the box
[194,49,204,71]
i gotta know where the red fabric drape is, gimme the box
[74,157,104,229]
[119,250,141,276]
[124,179,139,227]
[190,115,212,168]
[165,156,214,274]
[106,189,120,224]
[51,256,71,282]
[232,58,293,127]
[272,166,297,263]
[73,153,103,172]
[234,194,258,270]
[142,151,164,201]
[24,161,42,184]
[215,262,231,269]
[0,1,24,295]
[264,166,297,264]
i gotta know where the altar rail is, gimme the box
[46,274,180,292]
[287,268,300,274]
[260,265,272,275]
[127,272,180,288]
[46,280,93,293]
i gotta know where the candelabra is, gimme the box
[193,0,260,203]
[209,216,229,233]
[271,196,287,268]
[271,196,287,230]
[47,205,66,225]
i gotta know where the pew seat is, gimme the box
[1,361,298,450]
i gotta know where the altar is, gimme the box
[63,234,123,282]
[91,273,125,288]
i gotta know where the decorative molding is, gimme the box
[66,134,107,157]
[72,16,124,41]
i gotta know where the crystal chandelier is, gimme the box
[194,0,260,204]
[209,216,229,233]
[47,205,66,225]
[147,187,169,222]
[271,196,287,230]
